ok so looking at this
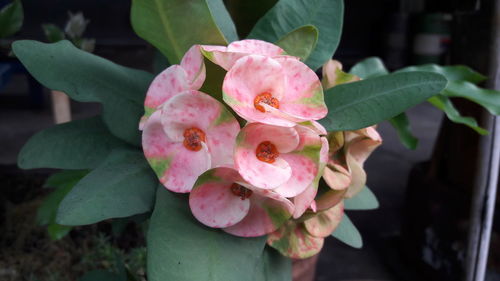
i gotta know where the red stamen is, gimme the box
[254,92,279,113]
[183,127,206,151]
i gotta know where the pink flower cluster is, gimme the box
[140,41,381,258]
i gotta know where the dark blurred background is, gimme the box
[1,0,499,280]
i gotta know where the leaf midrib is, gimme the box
[153,0,183,61]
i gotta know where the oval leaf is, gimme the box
[276,25,318,61]
[131,0,237,64]
[12,40,153,146]
[18,116,129,170]
[397,64,487,84]
[249,0,344,70]
[331,214,362,248]
[349,57,388,79]
[147,187,267,281]
[0,0,23,38]
[319,71,448,131]
[343,186,379,210]
[443,80,500,116]
[56,149,157,226]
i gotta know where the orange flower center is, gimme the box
[230,183,253,200]
[183,127,206,151]
[254,92,279,113]
[256,141,279,163]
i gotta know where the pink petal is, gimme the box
[292,183,318,219]
[323,163,351,190]
[142,111,211,193]
[223,191,293,237]
[315,188,346,211]
[205,117,240,168]
[274,56,327,120]
[180,45,206,90]
[344,155,367,198]
[267,221,324,259]
[144,65,190,110]
[234,124,300,189]
[304,201,344,238]
[189,168,250,228]
[201,40,285,70]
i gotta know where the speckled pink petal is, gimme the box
[223,191,293,237]
[304,201,344,238]
[201,40,285,71]
[234,124,300,189]
[189,168,250,228]
[267,221,324,259]
[206,118,240,168]
[223,55,289,125]
[292,183,317,219]
[144,65,190,111]
[273,56,327,120]
[142,111,211,193]
[180,45,206,90]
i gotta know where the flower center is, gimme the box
[230,183,253,200]
[183,127,206,151]
[254,92,279,113]
[256,141,279,163]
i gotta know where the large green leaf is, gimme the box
[0,0,23,38]
[331,214,362,248]
[389,113,419,150]
[319,71,448,131]
[253,246,291,281]
[349,57,388,79]
[443,80,500,115]
[147,187,267,281]
[56,149,158,226]
[428,95,488,135]
[12,40,153,146]
[398,64,487,84]
[276,25,318,61]
[248,0,344,70]
[18,117,130,170]
[344,186,379,210]
[131,0,237,64]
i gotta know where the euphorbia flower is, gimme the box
[189,167,294,237]
[141,91,239,193]
[201,39,286,71]
[222,55,327,127]
[139,45,205,129]
[234,123,322,198]
[267,201,344,258]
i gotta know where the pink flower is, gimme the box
[222,55,327,127]
[139,45,206,129]
[189,167,294,237]
[201,39,286,71]
[267,201,344,259]
[233,123,322,198]
[141,91,240,193]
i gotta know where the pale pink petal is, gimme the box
[299,120,327,135]
[223,55,289,125]
[142,112,211,193]
[344,155,367,198]
[323,163,351,191]
[189,168,250,228]
[267,221,324,259]
[180,45,206,89]
[273,153,318,197]
[320,136,329,165]
[223,192,293,237]
[274,56,327,120]
[304,201,344,238]
[292,184,318,219]
[315,188,346,211]
[206,119,240,168]
[144,65,190,110]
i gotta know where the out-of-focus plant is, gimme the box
[0,0,23,38]
[42,11,95,53]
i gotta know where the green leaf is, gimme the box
[349,57,388,79]
[18,117,129,170]
[331,214,362,248]
[147,187,267,281]
[42,24,65,43]
[428,95,488,135]
[248,0,344,70]
[56,149,158,226]
[443,80,500,115]
[389,113,419,150]
[47,223,72,240]
[319,71,448,131]
[37,170,89,226]
[344,186,379,210]
[397,64,487,84]
[12,40,153,146]
[131,0,237,64]
[276,25,318,61]
[0,0,23,38]
[253,246,291,281]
